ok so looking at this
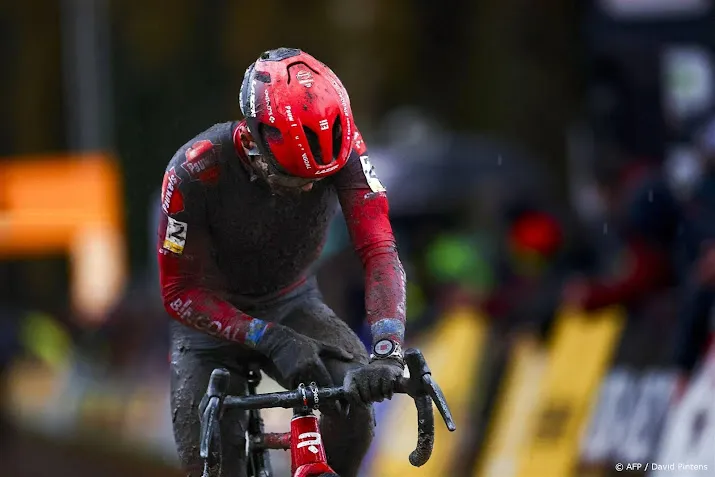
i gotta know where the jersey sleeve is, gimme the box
[157,138,273,347]
[334,128,407,346]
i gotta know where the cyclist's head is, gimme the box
[238,47,355,191]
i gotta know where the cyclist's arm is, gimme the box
[158,142,273,347]
[334,129,407,345]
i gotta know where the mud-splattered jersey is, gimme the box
[157,121,406,348]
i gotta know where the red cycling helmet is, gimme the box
[238,48,355,182]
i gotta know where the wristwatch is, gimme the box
[370,339,404,365]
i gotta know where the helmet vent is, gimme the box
[286,62,321,85]
[259,124,284,149]
[260,48,301,62]
[331,116,343,162]
[255,71,271,83]
[302,126,325,165]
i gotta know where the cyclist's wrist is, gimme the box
[248,319,278,352]
[369,318,405,345]
[369,338,404,366]
[369,356,404,370]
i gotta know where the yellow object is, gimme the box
[515,306,625,477]
[477,333,549,477]
[0,154,127,322]
[19,312,72,370]
[368,307,486,477]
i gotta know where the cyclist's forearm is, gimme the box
[340,188,407,344]
[163,287,273,346]
[163,287,272,347]
[362,242,407,344]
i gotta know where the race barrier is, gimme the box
[650,343,715,477]
[578,304,680,477]
[580,368,677,472]
[476,333,549,477]
[475,306,625,477]
[516,306,625,477]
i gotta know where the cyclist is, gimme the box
[158,48,406,477]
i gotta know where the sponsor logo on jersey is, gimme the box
[182,140,221,184]
[161,168,184,214]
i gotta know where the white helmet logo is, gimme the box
[296,70,314,88]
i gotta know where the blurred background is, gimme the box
[2,0,715,476]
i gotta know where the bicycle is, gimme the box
[199,347,456,477]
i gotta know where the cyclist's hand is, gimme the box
[343,359,404,405]
[256,324,353,389]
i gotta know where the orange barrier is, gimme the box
[0,153,127,322]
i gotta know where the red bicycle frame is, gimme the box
[260,411,335,477]
[290,413,334,477]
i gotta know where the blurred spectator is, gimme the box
[559,130,715,398]
[561,147,677,311]
[670,115,715,395]
[482,203,568,336]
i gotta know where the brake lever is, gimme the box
[422,374,456,432]
[404,349,456,431]
[199,369,231,462]
[199,397,219,459]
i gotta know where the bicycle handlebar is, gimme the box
[199,348,456,471]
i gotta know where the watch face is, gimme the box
[374,339,395,356]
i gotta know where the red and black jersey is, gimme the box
[157,121,406,347]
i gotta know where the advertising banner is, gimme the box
[580,368,677,471]
[515,307,625,477]
[650,343,715,477]
[578,297,680,477]
[476,333,549,477]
